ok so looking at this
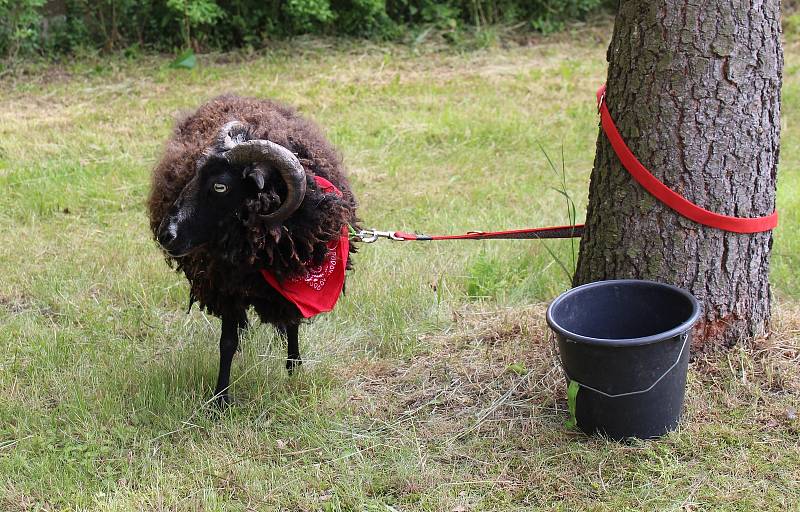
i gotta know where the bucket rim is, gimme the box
[546,279,701,347]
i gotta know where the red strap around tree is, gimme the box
[597,84,778,234]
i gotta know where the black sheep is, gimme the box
[147,94,357,405]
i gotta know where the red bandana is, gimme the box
[260,176,350,318]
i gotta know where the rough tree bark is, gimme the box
[573,1,783,349]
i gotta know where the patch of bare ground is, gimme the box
[0,486,43,512]
[0,291,36,315]
[0,290,57,319]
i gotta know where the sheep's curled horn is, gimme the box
[217,120,307,223]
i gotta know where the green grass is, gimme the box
[1,30,799,510]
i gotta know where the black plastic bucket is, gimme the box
[546,279,700,440]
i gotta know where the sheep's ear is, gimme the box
[245,166,266,189]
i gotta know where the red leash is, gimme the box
[354,85,777,243]
[597,84,777,234]
[354,225,583,243]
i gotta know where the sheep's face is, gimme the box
[157,156,252,257]
[157,123,308,258]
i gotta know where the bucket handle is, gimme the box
[553,331,690,399]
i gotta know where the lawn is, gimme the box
[0,27,799,510]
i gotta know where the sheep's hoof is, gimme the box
[285,358,302,375]
[213,391,233,409]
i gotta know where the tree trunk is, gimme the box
[573,0,783,349]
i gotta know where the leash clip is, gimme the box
[354,229,404,243]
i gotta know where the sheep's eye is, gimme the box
[213,183,228,194]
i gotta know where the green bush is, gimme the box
[333,0,399,38]
[284,0,335,32]
[167,0,226,48]
[0,0,45,58]
[387,0,601,29]
[0,0,605,59]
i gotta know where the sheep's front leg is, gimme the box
[278,324,302,375]
[214,311,246,406]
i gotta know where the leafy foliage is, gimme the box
[166,0,226,48]
[1,0,604,58]
[0,0,45,58]
[284,0,335,32]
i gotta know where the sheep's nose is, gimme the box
[157,221,179,248]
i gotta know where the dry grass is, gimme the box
[344,305,563,440]
[339,303,800,509]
